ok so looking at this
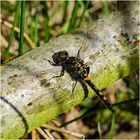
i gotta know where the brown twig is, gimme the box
[51,132,62,139]
[44,129,55,140]
[42,124,85,139]
[32,129,39,140]
[36,128,50,139]
[0,18,35,49]
[51,120,70,139]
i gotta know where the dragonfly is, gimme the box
[47,48,115,112]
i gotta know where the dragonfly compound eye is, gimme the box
[59,51,69,62]
[52,52,61,64]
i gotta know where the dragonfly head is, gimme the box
[52,51,69,64]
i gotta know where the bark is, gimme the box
[1,1,139,138]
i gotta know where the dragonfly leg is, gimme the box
[72,80,78,93]
[47,59,57,66]
[76,47,82,58]
[86,66,90,75]
[50,66,65,80]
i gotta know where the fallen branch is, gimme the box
[1,1,139,139]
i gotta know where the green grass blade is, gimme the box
[67,1,79,32]
[44,1,51,42]
[29,16,34,44]
[97,121,102,139]
[113,98,138,107]
[103,0,109,16]
[109,113,116,139]
[34,17,39,46]
[19,1,25,56]
[29,15,38,46]
[62,1,69,24]
[5,1,21,59]
[79,1,90,26]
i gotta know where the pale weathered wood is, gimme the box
[1,1,139,138]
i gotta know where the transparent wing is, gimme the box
[26,74,75,114]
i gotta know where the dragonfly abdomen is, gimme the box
[85,78,115,112]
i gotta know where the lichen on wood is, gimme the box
[1,1,139,139]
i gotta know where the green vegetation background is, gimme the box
[1,1,139,139]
